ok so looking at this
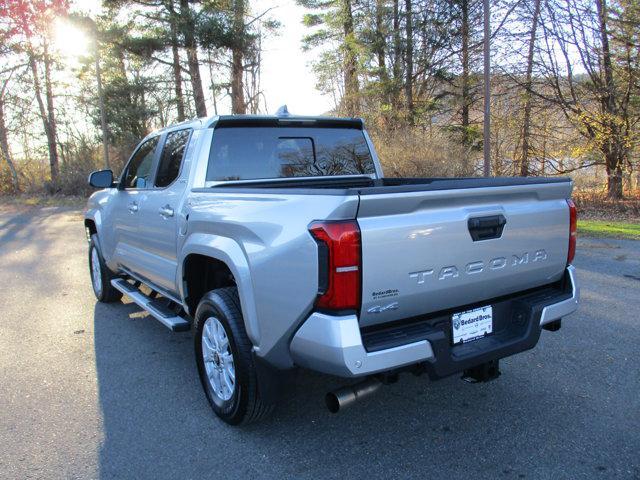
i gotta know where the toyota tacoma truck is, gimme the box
[85,113,579,425]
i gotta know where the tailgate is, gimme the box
[357,181,572,327]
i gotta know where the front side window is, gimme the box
[123,136,159,189]
[206,127,376,181]
[156,129,191,187]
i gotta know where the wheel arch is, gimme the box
[84,208,103,241]
[179,234,260,348]
[84,218,97,237]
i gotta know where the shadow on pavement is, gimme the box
[92,278,639,479]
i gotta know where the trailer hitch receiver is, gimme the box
[462,359,501,383]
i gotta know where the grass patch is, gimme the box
[578,220,640,240]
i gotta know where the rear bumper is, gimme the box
[290,312,436,377]
[540,265,580,327]
[290,266,579,378]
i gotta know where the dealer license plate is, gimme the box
[451,306,493,345]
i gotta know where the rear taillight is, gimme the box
[309,220,361,311]
[567,199,577,264]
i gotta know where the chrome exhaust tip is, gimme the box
[325,378,383,413]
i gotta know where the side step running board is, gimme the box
[111,278,190,332]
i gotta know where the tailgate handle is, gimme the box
[468,215,506,241]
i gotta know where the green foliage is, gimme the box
[443,124,483,151]
[120,35,166,57]
[196,13,233,49]
[302,13,324,27]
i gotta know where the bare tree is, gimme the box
[404,0,414,122]
[0,76,19,191]
[28,40,60,185]
[536,0,639,198]
[517,0,542,176]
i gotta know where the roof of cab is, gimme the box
[146,113,365,139]
[205,114,365,129]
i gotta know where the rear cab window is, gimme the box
[206,126,376,181]
[156,129,192,187]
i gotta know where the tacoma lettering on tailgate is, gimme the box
[409,250,548,284]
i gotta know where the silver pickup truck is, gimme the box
[85,113,579,425]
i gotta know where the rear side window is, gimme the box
[123,136,159,189]
[156,129,191,187]
[206,127,376,181]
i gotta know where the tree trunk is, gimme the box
[169,0,186,121]
[482,0,491,176]
[231,50,245,114]
[374,0,388,85]
[231,0,246,114]
[392,0,401,109]
[404,0,414,123]
[518,0,541,176]
[95,45,110,169]
[374,0,391,114]
[171,43,186,121]
[606,155,624,199]
[207,50,219,115]
[29,45,59,185]
[596,0,624,199]
[43,41,59,181]
[541,111,547,175]
[180,0,207,117]
[140,86,148,133]
[0,94,19,192]
[461,0,470,146]
[115,48,143,139]
[342,0,359,116]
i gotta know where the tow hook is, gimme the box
[462,359,501,383]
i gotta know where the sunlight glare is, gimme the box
[53,19,89,59]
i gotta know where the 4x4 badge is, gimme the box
[367,302,399,314]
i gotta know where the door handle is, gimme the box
[468,214,506,241]
[128,202,138,213]
[159,205,174,218]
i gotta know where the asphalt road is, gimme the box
[0,205,639,480]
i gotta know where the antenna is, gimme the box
[275,105,290,117]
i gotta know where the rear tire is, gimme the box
[88,234,122,303]
[194,287,275,425]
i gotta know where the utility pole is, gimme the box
[483,0,491,177]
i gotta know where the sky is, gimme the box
[72,0,334,116]
[256,1,334,115]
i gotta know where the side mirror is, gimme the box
[88,169,114,188]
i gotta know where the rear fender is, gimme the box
[179,233,260,348]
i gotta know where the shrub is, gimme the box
[371,127,477,178]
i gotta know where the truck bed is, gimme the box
[206,175,573,328]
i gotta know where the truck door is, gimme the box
[110,135,160,275]
[134,128,192,294]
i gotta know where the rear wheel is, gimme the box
[194,287,275,425]
[88,234,122,303]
